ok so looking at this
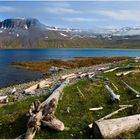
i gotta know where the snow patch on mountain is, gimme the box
[24,25,28,30]
[60,33,67,37]
[16,34,19,37]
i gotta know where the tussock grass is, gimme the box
[12,57,130,72]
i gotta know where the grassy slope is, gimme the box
[1,35,140,49]
[1,59,140,138]
[38,37,140,49]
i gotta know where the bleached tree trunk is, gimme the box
[122,80,140,97]
[24,79,69,139]
[92,114,140,138]
[105,85,120,102]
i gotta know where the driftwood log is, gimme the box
[24,79,69,139]
[98,105,133,121]
[24,80,52,95]
[122,80,140,98]
[89,107,103,111]
[88,105,132,128]
[92,114,140,138]
[105,85,120,102]
[104,67,119,73]
[110,81,118,91]
[0,96,8,103]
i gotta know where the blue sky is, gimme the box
[0,1,140,29]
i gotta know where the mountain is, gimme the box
[1,18,140,48]
[0,18,48,48]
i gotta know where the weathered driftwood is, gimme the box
[98,66,110,71]
[0,96,8,103]
[88,105,132,128]
[61,72,95,80]
[11,87,16,94]
[61,73,76,80]
[87,72,95,79]
[92,114,140,138]
[98,105,133,121]
[122,80,140,98]
[79,73,88,78]
[24,80,52,95]
[76,86,85,99]
[38,80,52,88]
[104,67,119,73]
[116,69,140,77]
[66,107,70,113]
[111,81,118,91]
[24,79,70,139]
[105,85,120,102]
[89,107,103,111]
[115,71,132,77]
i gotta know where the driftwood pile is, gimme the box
[90,79,140,138]
[24,71,95,139]
[25,80,68,139]
[24,80,52,95]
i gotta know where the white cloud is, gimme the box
[0,6,15,12]
[96,10,140,22]
[62,17,103,22]
[46,7,82,14]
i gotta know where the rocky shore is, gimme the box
[0,62,116,103]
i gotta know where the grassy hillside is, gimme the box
[1,36,140,49]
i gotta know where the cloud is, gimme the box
[0,6,15,12]
[46,7,82,14]
[48,2,71,8]
[62,17,103,22]
[96,10,140,22]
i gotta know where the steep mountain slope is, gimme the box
[1,18,140,48]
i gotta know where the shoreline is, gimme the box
[0,62,116,100]
[0,56,130,98]
[0,57,129,103]
[1,47,140,50]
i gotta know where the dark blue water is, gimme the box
[0,48,140,87]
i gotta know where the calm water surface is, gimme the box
[0,48,140,87]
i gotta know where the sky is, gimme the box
[0,1,140,29]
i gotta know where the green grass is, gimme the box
[0,94,49,138]
[1,59,140,138]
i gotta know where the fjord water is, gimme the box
[0,48,140,88]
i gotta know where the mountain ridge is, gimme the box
[1,18,140,48]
